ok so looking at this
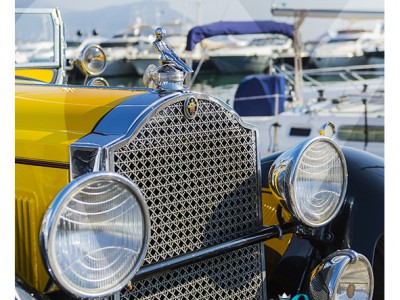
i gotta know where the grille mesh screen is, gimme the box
[114,99,260,265]
[113,98,263,298]
[119,245,264,300]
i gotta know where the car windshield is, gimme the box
[15,12,56,65]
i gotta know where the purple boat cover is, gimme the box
[186,20,294,51]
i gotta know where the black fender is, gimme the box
[260,146,384,297]
[260,147,384,260]
[329,146,384,263]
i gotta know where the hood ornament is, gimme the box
[143,27,193,91]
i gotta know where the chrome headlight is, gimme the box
[77,45,107,76]
[269,137,347,227]
[309,249,374,300]
[40,172,150,298]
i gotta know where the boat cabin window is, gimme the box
[249,37,288,46]
[289,127,311,137]
[337,125,384,142]
[66,41,82,47]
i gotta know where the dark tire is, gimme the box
[373,235,384,300]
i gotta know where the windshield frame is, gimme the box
[15,8,61,69]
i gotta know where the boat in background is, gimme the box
[310,21,384,68]
[208,34,296,74]
[99,24,155,77]
[228,6,385,158]
[232,64,384,157]
[185,20,295,78]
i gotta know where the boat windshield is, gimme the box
[15,11,57,66]
[328,37,359,44]
[249,37,288,46]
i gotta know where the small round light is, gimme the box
[269,137,347,227]
[336,255,373,299]
[319,121,336,138]
[309,250,374,300]
[143,64,157,88]
[40,172,150,298]
[87,77,109,87]
[78,45,107,76]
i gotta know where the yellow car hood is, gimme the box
[16,85,146,164]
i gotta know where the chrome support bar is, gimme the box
[134,224,291,282]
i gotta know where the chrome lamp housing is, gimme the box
[40,172,150,298]
[309,249,374,300]
[75,45,107,76]
[268,136,348,227]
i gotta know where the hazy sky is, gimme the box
[15,0,384,40]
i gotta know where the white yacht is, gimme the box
[97,24,155,77]
[208,35,293,74]
[185,21,295,75]
[232,66,384,158]
[310,22,384,68]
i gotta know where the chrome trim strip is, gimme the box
[15,157,69,169]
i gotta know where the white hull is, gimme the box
[311,55,368,69]
[235,75,384,158]
[102,59,136,77]
[129,58,159,76]
[210,55,269,74]
[244,113,384,158]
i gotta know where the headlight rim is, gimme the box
[269,136,348,227]
[290,136,348,227]
[40,171,151,298]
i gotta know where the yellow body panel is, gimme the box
[15,84,147,291]
[15,69,56,83]
[16,85,145,163]
[262,188,292,256]
[15,164,69,291]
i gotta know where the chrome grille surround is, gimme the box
[109,93,264,298]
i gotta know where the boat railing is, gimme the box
[275,63,384,87]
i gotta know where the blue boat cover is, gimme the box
[233,74,286,117]
[186,21,294,51]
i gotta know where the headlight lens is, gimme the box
[41,172,150,298]
[309,249,374,300]
[77,45,107,76]
[269,137,347,227]
[336,256,373,299]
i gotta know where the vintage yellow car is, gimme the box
[15,8,383,300]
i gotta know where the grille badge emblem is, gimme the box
[184,96,198,120]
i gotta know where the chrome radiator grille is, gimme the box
[113,97,263,298]
[119,245,264,299]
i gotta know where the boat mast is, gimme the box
[293,13,305,106]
